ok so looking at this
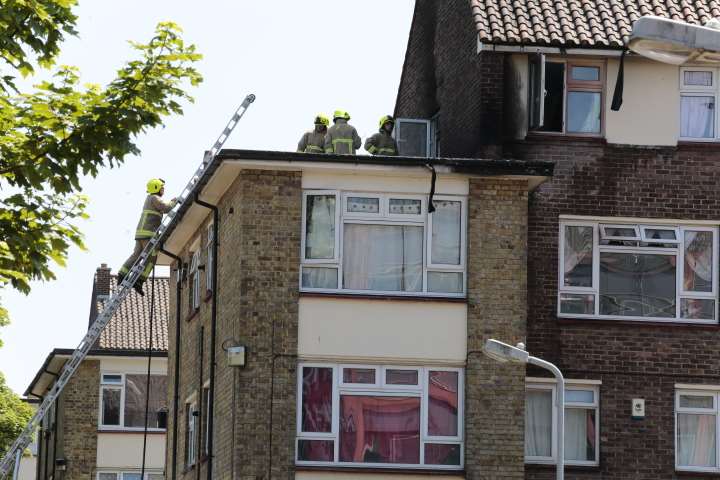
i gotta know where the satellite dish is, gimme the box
[629,15,720,65]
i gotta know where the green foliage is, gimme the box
[0,1,203,339]
[0,373,32,459]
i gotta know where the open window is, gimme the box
[395,118,439,157]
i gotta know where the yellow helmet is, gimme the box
[333,109,351,121]
[314,114,330,126]
[146,178,165,194]
[379,115,395,129]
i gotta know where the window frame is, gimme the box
[96,473,164,480]
[300,190,467,298]
[394,118,432,157]
[185,395,198,468]
[675,388,720,473]
[295,363,464,470]
[558,219,719,323]
[202,382,211,457]
[525,381,600,467]
[679,67,718,141]
[205,224,214,294]
[98,372,167,432]
[189,248,201,312]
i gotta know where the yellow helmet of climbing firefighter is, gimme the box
[146,178,165,194]
[314,114,330,126]
[379,115,395,129]
[333,109,351,121]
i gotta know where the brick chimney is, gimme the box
[94,263,112,296]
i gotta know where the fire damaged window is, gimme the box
[558,219,718,322]
[394,118,439,157]
[100,373,168,430]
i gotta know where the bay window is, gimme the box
[296,363,463,469]
[100,373,167,430]
[676,388,720,472]
[558,219,718,322]
[301,191,466,296]
[525,381,599,466]
[680,68,718,140]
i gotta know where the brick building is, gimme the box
[395,1,720,478]
[158,149,552,480]
[26,265,169,480]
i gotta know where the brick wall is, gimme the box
[167,169,301,480]
[466,178,528,479]
[60,360,99,480]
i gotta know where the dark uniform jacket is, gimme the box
[364,130,398,155]
[324,119,361,154]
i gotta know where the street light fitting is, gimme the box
[629,15,720,65]
[482,339,530,364]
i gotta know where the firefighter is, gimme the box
[324,110,361,154]
[365,115,399,156]
[118,178,177,295]
[298,114,330,153]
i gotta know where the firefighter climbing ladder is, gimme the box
[0,94,256,479]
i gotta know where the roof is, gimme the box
[470,0,720,48]
[96,275,169,351]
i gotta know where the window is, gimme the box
[206,225,214,294]
[99,373,168,429]
[296,364,463,469]
[189,249,200,311]
[301,191,466,296]
[676,388,720,472]
[202,384,211,457]
[529,57,604,135]
[680,68,719,140]
[185,398,198,467]
[97,472,164,480]
[525,381,599,466]
[558,219,718,322]
[395,119,435,157]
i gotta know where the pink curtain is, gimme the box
[428,371,459,437]
[302,367,333,433]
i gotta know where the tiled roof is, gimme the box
[470,0,720,48]
[95,276,169,352]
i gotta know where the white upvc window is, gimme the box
[97,472,164,480]
[676,388,720,472]
[301,191,467,297]
[99,373,167,430]
[189,249,200,311]
[525,380,600,466]
[202,382,211,457]
[558,219,719,323]
[205,224,214,294]
[185,395,198,468]
[680,67,718,141]
[296,363,464,470]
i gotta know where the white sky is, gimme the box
[1,0,415,394]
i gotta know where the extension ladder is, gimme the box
[0,94,256,479]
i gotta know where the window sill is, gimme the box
[98,429,166,434]
[204,290,213,303]
[295,465,464,475]
[678,140,720,148]
[300,292,467,303]
[186,308,200,322]
[524,132,606,144]
[182,465,196,474]
[526,462,599,471]
[558,316,719,328]
[675,469,720,477]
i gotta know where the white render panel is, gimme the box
[298,297,466,364]
[96,433,166,468]
[301,171,469,195]
[99,356,168,376]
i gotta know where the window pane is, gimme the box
[297,439,334,462]
[301,267,338,289]
[567,91,601,134]
[103,374,122,384]
[301,367,333,433]
[305,195,336,259]
[684,231,713,292]
[385,369,418,385]
[681,298,715,320]
[339,395,420,464]
[424,443,461,465]
[541,62,564,133]
[565,409,596,462]
[343,368,376,384]
[389,199,421,215]
[397,121,428,157]
[525,390,552,457]
[566,390,594,403]
[431,200,461,265]
[122,474,141,480]
[98,474,117,480]
[427,272,463,294]
[347,197,379,214]
[559,294,594,315]
[680,395,714,409]
[102,388,121,426]
[571,66,600,81]
[678,413,716,467]
[644,228,677,241]
[564,226,593,287]
[428,371,459,437]
[603,226,637,238]
[124,375,167,428]
[343,224,423,292]
[599,252,676,318]
[685,70,713,86]
[147,475,164,480]
[681,96,715,138]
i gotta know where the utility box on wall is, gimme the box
[632,398,645,419]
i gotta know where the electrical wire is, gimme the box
[140,269,156,480]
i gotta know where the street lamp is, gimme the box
[629,15,720,65]
[483,339,565,480]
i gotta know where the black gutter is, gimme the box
[160,247,183,480]
[193,195,218,480]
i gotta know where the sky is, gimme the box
[1,0,416,394]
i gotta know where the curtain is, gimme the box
[306,195,336,259]
[301,367,333,433]
[681,96,714,138]
[427,371,458,437]
[567,91,601,133]
[685,71,713,86]
[427,271,463,293]
[124,375,167,428]
[565,409,595,461]
[684,231,713,291]
[343,224,423,292]
[301,267,337,289]
[678,413,716,467]
[525,390,553,457]
[431,201,461,265]
[564,226,593,287]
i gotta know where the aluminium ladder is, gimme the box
[0,94,256,479]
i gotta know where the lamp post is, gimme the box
[629,15,720,65]
[483,339,565,480]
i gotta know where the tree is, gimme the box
[0,0,203,339]
[0,373,32,458]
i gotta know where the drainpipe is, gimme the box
[160,247,183,480]
[28,394,43,480]
[193,195,218,480]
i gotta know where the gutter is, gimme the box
[160,247,182,480]
[478,38,626,57]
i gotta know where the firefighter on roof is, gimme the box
[365,115,399,156]
[297,114,329,153]
[118,178,177,295]
[324,110,361,154]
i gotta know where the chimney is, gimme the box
[94,263,112,297]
